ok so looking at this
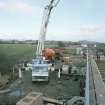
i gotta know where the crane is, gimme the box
[32,0,60,82]
[36,0,60,59]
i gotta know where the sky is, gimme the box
[0,0,105,42]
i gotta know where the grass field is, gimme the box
[96,60,105,70]
[96,60,105,81]
[0,44,36,74]
[0,43,77,74]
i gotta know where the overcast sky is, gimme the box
[0,0,105,42]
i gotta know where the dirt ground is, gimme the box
[0,70,81,105]
[21,70,80,99]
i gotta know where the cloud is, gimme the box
[46,25,105,42]
[0,0,42,16]
[0,32,38,40]
[0,25,105,42]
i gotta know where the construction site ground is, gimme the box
[0,49,83,105]
[0,69,81,105]
[21,70,80,99]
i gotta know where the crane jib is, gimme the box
[36,0,60,58]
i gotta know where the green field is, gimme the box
[96,60,105,70]
[96,60,105,81]
[0,43,77,74]
[0,44,36,74]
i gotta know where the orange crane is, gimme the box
[32,0,60,82]
[36,0,60,59]
[42,48,63,61]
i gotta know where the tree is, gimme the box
[57,41,65,48]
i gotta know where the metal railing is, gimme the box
[85,49,105,105]
[84,49,90,105]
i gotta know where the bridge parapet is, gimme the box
[90,57,105,105]
[88,54,105,105]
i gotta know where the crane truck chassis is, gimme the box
[32,59,50,82]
